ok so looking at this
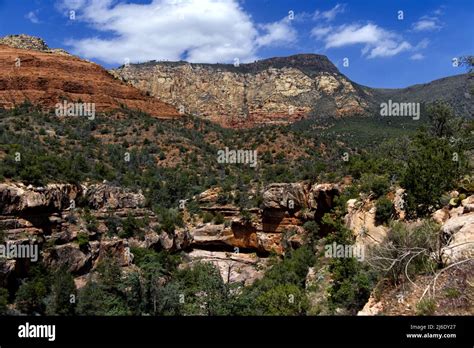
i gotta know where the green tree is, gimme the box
[402,132,461,217]
[255,284,308,315]
[45,266,77,315]
[375,196,394,224]
[0,287,8,314]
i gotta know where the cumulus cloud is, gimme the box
[311,23,412,58]
[57,0,297,65]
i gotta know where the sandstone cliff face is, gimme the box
[187,182,340,256]
[112,54,372,128]
[0,182,153,291]
[0,180,340,289]
[0,35,179,118]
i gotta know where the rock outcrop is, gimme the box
[182,249,268,286]
[186,182,340,256]
[345,198,389,249]
[0,182,155,290]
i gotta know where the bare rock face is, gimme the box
[43,243,91,274]
[0,183,81,214]
[0,37,179,118]
[84,183,146,210]
[186,182,340,255]
[112,54,371,128]
[345,198,389,249]
[357,294,384,316]
[262,183,310,210]
[182,249,268,286]
[0,182,154,282]
[262,182,339,211]
[432,208,450,224]
[441,212,474,265]
[461,195,474,213]
[94,239,133,267]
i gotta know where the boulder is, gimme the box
[43,243,91,274]
[95,239,133,267]
[262,183,309,210]
[461,195,474,213]
[432,208,450,224]
[441,212,474,264]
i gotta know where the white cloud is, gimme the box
[313,4,346,22]
[415,38,430,50]
[412,15,443,32]
[311,23,412,58]
[57,0,297,65]
[410,53,425,60]
[256,18,297,47]
[310,26,332,40]
[25,10,40,24]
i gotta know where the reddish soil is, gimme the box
[0,45,179,118]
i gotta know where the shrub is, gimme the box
[119,214,143,239]
[375,196,394,224]
[255,284,308,315]
[214,212,225,225]
[76,232,89,249]
[105,214,121,236]
[360,173,390,198]
[402,132,462,217]
[368,220,440,284]
[202,212,213,223]
[416,298,437,315]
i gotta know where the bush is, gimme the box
[369,220,440,284]
[214,212,225,225]
[202,211,214,223]
[105,214,121,236]
[375,196,394,224]
[360,173,390,198]
[76,232,89,249]
[416,298,437,315]
[255,284,308,315]
[119,214,143,239]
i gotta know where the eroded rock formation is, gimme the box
[112,54,372,128]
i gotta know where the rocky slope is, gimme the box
[350,192,474,316]
[0,35,179,118]
[374,74,473,119]
[111,54,374,128]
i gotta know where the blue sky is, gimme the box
[0,0,472,88]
